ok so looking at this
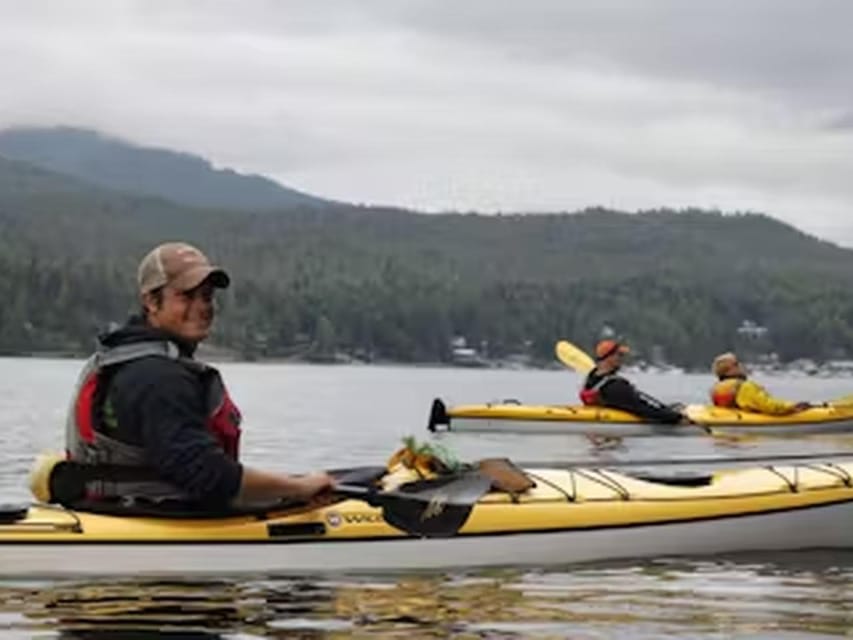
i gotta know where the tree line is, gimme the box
[2,156,853,368]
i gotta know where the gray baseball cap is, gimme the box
[137,242,230,294]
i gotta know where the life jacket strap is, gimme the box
[580,372,614,405]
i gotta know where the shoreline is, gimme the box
[2,351,853,378]
[0,350,557,371]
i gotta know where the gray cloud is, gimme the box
[0,0,851,245]
[379,1,853,109]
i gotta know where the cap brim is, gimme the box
[172,266,230,292]
[596,344,630,361]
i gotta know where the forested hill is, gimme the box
[1,150,852,368]
[0,127,328,210]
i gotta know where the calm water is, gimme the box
[1,357,852,638]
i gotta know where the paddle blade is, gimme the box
[336,473,492,538]
[381,474,492,537]
[555,340,595,373]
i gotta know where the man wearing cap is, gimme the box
[580,339,687,424]
[710,352,811,415]
[63,242,333,510]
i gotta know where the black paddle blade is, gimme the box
[379,473,493,538]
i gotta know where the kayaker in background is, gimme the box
[580,340,688,425]
[710,352,812,415]
[63,241,333,510]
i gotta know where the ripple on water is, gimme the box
[0,555,848,639]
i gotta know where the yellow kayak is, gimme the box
[1,458,851,576]
[428,398,853,436]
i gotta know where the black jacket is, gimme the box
[583,369,683,425]
[98,317,243,506]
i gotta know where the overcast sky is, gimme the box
[1,0,852,245]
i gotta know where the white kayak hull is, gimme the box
[447,417,705,436]
[2,500,850,577]
[447,417,853,436]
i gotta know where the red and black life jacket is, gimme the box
[579,373,615,406]
[65,340,242,500]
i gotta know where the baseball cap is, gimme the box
[137,242,230,295]
[595,339,629,361]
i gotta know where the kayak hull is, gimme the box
[429,399,853,436]
[2,461,852,576]
[445,416,705,436]
[2,500,850,577]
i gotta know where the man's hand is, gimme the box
[237,468,336,505]
[289,472,335,502]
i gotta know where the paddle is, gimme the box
[555,340,595,374]
[334,472,493,538]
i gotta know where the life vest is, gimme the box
[711,378,744,408]
[579,373,614,406]
[65,340,242,501]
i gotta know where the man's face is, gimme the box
[727,359,746,377]
[600,350,624,371]
[144,280,216,343]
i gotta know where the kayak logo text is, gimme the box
[326,511,384,527]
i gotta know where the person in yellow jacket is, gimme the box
[710,352,811,415]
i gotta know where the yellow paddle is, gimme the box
[554,340,595,374]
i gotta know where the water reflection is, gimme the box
[0,553,849,639]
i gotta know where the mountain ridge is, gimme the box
[0,126,330,210]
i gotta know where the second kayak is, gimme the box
[428,398,853,436]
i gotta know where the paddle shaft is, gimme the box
[334,483,375,502]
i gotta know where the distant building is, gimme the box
[451,346,489,367]
[449,336,490,367]
[736,320,768,339]
[450,335,468,349]
[825,360,853,374]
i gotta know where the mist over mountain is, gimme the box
[0,126,329,210]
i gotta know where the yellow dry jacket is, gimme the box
[710,378,797,415]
